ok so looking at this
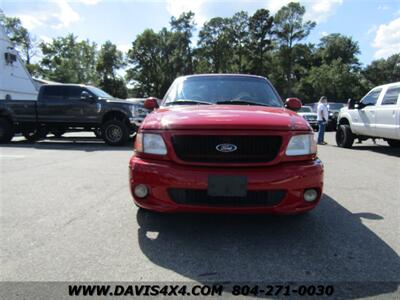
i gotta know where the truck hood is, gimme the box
[142,105,310,131]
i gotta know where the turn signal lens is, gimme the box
[134,133,143,152]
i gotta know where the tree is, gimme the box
[363,54,400,88]
[317,33,360,68]
[228,11,250,73]
[248,9,274,75]
[170,11,196,74]
[127,12,198,98]
[197,17,233,73]
[96,41,127,98]
[273,2,316,96]
[296,59,365,102]
[40,34,98,84]
[127,29,164,97]
[0,11,39,73]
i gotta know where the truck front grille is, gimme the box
[171,135,282,163]
[168,189,286,207]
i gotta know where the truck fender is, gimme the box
[337,110,353,131]
[101,109,130,124]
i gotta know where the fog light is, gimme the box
[134,184,149,198]
[304,189,318,202]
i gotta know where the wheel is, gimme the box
[0,118,14,143]
[51,129,66,138]
[93,128,102,139]
[336,124,354,148]
[22,127,48,142]
[102,119,129,146]
[387,139,400,147]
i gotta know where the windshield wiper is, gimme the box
[216,100,268,106]
[165,99,212,106]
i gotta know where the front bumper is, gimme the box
[307,121,318,129]
[129,157,324,214]
[129,117,145,127]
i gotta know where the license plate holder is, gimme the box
[207,175,247,197]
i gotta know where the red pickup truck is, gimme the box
[129,74,323,214]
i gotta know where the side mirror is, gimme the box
[285,97,302,111]
[348,99,357,109]
[144,97,160,111]
[81,91,94,101]
[356,102,368,110]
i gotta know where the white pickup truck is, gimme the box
[336,82,400,148]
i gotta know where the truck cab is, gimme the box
[336,82,400,148]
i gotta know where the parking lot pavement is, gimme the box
[0,132,399,297]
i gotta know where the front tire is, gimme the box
[0,118,14,143]
[387,139,400,148]
[336,124,354,148]
[102,120,129,146]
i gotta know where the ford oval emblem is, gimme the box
[216,143,237,153]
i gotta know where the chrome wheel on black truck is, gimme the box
[0,118,14,143]
[102,119,129,146]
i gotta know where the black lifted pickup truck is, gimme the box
[0,84,147,145]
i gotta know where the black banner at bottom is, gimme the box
[0,281,399,299]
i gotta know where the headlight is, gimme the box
[135,133,167,155]
[130,105,138,116]
[286,134,316,156]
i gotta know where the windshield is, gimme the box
[87,86,113,99]
[163,76,282,107]
[328,103,345,110]
[298,106,313,112]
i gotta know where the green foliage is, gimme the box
[247,9,274,75]
[0,10,38,65]
[296,59,365,102]
[317,33,360,67]
[170,11,196,74]
[96,41,127,98]
[273,2,316,49]
[228,11,250,73]
[2,8,399,102]
[40,34,98,84]
[197,17,234,73]
[273,2,316,97]
[127,12,196,97]
[362,54,400,88]
[126,29,164,97]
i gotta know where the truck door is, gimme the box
[66,86,99,124]
[352,88,382,136]
[374,85,400,140]
[37,85,69,123]
[38,85,94,124]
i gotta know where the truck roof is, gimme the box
[40,83,89,88]
[373,82,400,89]
[177,74,268,80]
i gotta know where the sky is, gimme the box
[1,0,400,67]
